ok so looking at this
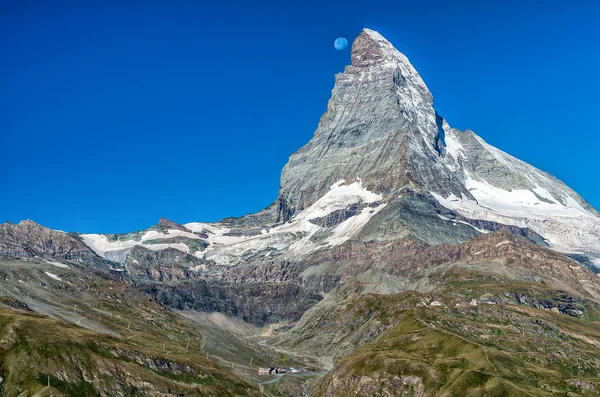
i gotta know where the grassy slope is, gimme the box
[311,285,600,396]
[0,257,287,396]
[0,307,258,396]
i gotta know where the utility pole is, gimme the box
[162,343,165,352]
[48,375,50,387]
[74,304,77,313]
[249,358,253,366]
[186,337,190,349]
[127,321,130,330]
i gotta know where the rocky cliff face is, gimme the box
[277,29,461,221]
[0,220,107,266]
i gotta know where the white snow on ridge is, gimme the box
[184,222,227,235]
[141,229,201,242]
[183,223,245,246]
[80,234,138,258]
[44,271,61,281]
[143,242,191,253]
[298,179,382,222]
[443,129,466,164]
[80,233,191,258]
[202,179,384,265]
[327,203,387,246]
[532,186,560,204]
[464,177,590,219]
[431,178,600,255]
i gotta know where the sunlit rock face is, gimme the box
[277,28,456,222]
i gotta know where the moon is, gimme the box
[334,37,348,51]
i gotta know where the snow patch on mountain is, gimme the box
[80,234,137,257]
[327,203,387,246]
[184,223,246,246]
[431,179,600,255]
[299,179,381,222]
[80,233,192,258]
[141,229,202,242]
[44,259,69,268]
[444,130,466,163]
[464,177,590,219]
[199,180,383,266]
[44,271,61,281]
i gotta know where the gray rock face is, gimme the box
[125,245,210,282]
[143,279,323,327]
[277,29,467,222]
[0,220,105,265]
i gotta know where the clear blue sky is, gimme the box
[1,0,599,233]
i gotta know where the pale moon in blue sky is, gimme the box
[334,37,348,50]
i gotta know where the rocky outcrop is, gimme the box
[0,220,106,266]
[308,204,363,228]
[125,245,210,282]
[143,279,322,326]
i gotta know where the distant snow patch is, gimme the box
[436,212,488,234]
[184,223,244,246]
[456,219,490,234]
[45,260,69,268]
[44,271,61,281]
[80,233,191,258]
[141,229,201,242]
[198,179,384,265]
[80,234,138,258]
[532,186,559,204]
[464,177,590,219]
[443,131,466,163]
[431,178,600,255]
[327,203,387,246]
[299,179,382,223]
